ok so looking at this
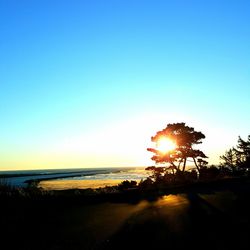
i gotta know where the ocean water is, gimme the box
[0,167,149,189]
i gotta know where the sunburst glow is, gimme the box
[157,137,176,154]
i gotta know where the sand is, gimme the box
[38,179,124,190]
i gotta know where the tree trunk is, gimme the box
[178,158,183,171]
[182,158,187,172]
[193,157,200,173]
[171,168,175,175]
[170,161,178,172]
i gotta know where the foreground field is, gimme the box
[1,179,250,250]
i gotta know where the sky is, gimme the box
[0,0,250,170]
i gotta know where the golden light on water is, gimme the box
[157,137,176,154]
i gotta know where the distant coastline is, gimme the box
[0,167,147,189]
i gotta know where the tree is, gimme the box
[220,135,250,171]
[235,136,250,168]
[197,158,208,169]
[145,166,165,182]
[219,148,237,171]
[147,122,207,174]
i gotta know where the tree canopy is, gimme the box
[147,122,207,173]
[220,135,250,171]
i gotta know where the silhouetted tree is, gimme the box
[197,158,208,169]
[234,136,250,168]
[147,122,208,174]
[220,148,237,171]
[220,135,250,172]
[145,166,165,182]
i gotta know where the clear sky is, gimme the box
[0,0,250,170]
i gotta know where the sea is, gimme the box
[0,167,149,190]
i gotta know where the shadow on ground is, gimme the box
[1,188,250,250]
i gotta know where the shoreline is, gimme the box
[0,167,142,188]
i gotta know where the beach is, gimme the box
[38,179,124,190]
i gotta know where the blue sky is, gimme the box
[0,0,250,170]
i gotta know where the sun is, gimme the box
[157,137,176,154]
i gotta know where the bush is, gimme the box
[118,180,137,191]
